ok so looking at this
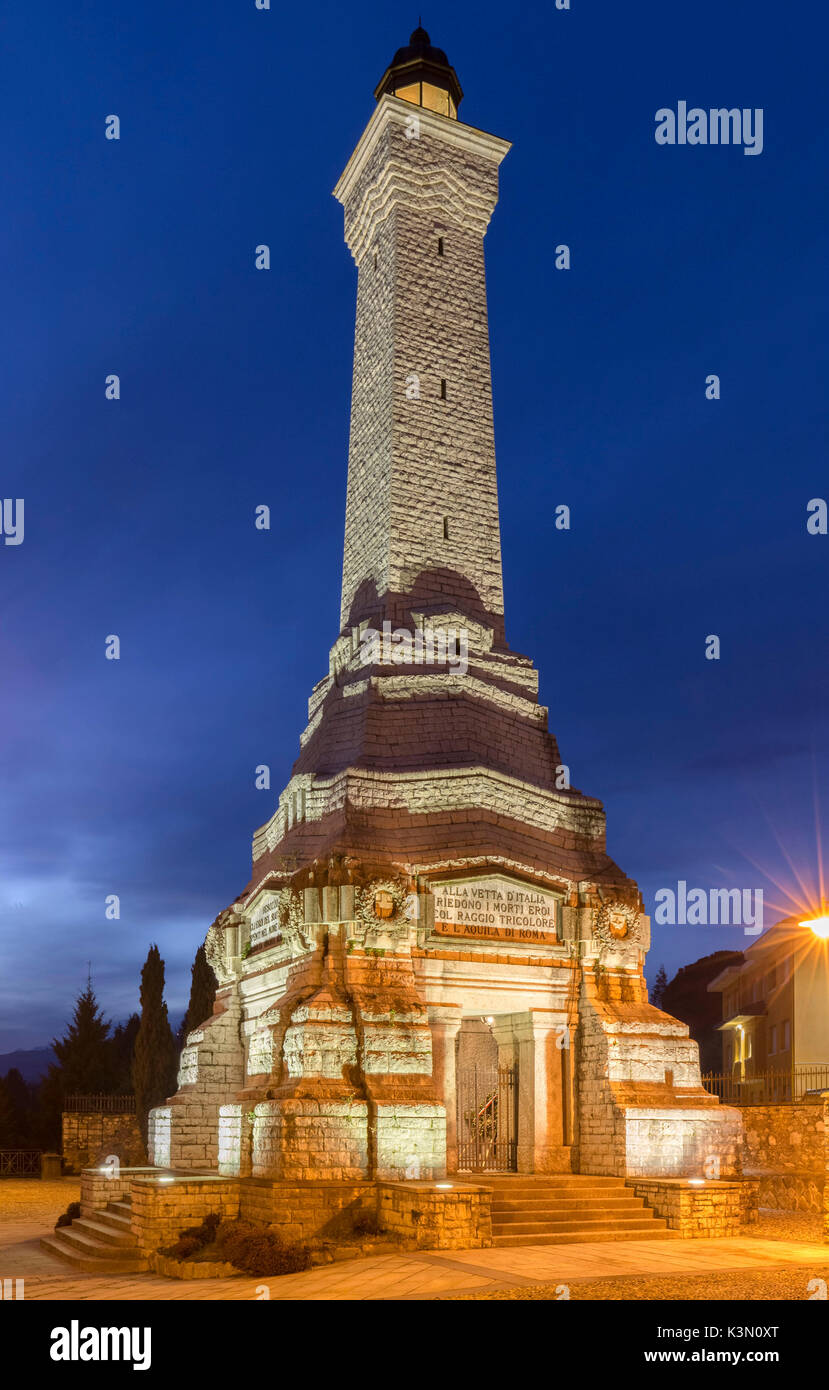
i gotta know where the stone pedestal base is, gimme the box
[628,1177,758,1237]
[81,1168,492,1253]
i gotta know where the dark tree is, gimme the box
[1,1068,34,1145]
[49,984,115,1095]
[0,1076,22,1146]
[111,1013,140,1093]
[36,982,115,1147]
[132,945,178,1145]
[178,945,217,1045]
[650,964,669,1009]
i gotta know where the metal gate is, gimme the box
[456,1065,518,1171]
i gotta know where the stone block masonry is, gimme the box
[129,1176,240,1255]
[87,1168,492,1252]
[629,1178,758,1238]
[62,1109,145,1174]
[240,1178,376,1244]
[378,1180,491,1249]
[742,1102,826,1213]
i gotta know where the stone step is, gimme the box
[40,1234,147,1275]
[487,1186,629,1200]
[471,1175,626,1187]
[491,1226,675,1248]
[107,1199,133,1217]
[94,1208,134,1234]
[491,1216,668,1236]
[72,1216,136,1247]
[492,1195,648,1206]
[482,1183,629,1194]
[492,1201,648,1222]
[52,1225,138,1260]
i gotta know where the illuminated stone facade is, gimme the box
[149,32,743,1212]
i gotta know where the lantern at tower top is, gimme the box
[374,25,463,119]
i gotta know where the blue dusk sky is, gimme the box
[1,0,827,1049]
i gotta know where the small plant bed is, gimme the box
[157,1215,313,1279]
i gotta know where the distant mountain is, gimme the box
[0,1047,56,1083]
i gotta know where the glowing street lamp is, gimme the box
[799,913,829,940]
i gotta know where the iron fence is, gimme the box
[702,1065,829,1105]
[0,1149,42,1176]
[64,1094,136,1114]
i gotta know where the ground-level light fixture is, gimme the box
[435,1182,453,1189]
[688,1178,705,1186]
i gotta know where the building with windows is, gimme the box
[708,917,829,1098]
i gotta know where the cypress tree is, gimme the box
[111,1013,140,1093]
[179,945,217,1045]
[650,963,669,1009]
[132,945,178,1146]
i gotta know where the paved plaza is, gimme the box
[2,1181,826,1302]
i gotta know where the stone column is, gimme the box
[428,1006,463,1174]
[502,1009,571,1173]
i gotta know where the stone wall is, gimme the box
[149,988,246,1173]
[741,1102,825,1213]
[629,1178,757,1237]
[129,1176,240,1255]
[742,1104,824,1170]
[85,1171,493,1253]
[62,1110,145,1175]
[577,971,743,1178]
[824,1096,829,1241]
[377,1180,491,1249]
[80,1166,157,1217]
[240,1178,376,1243]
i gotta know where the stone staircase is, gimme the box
[482,1175,675,1247]
[41,1197,148,1273]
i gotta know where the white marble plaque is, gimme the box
[432,874,560,942]
[249,891,282,947]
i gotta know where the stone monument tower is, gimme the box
[149,27,742,1197]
